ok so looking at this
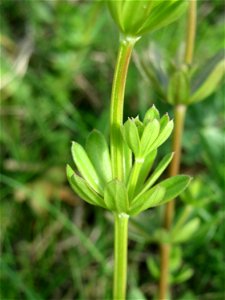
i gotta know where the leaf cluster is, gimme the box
[107,0,187,37]
[67,106,191,216]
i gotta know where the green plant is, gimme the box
[67,1,190,299]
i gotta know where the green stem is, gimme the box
[110,36,137,180]
[113,213,129,300]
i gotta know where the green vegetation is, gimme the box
[0,1,224,299]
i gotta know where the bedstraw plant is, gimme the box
[67,1,191,299]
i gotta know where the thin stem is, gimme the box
[164,105,187,229]
[159,1,197,298]
[113,213,129,300]
[110,37,137,181]
[184,0,197,65]
[159,105,186,300]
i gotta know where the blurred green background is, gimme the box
[0,1,224,299]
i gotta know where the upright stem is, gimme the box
[110,37,136,181]
[184,0,197,65]
[164,105,187,229]
[159,1,196,298]
[110,36,137,299]
[159,105,186,300]
[113,213,129,300]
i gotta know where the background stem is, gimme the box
[159,1,196,298]
[184,0,197,65]
[113,213,129,300]
[159,105,186,300]
[110,38,135,181]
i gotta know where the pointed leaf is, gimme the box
[130,185,165,215]
[190,59,225,103]
[143,105,160,125]
[141,152,174,194]
[160,175,192,203]
[121,118,140,155]
[71,142,103,194]
[138,1,187,35]
[66,165,105,208]
[135,150,157,193]
[86,130,112,184]
[191,50,225,93]
[140,119,160,156]
[122,141,132,184]
[151,115,174,149]
[104,179,129,213]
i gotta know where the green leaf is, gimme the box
[191,50,224,93]
[143,105,160,125]
[172,218,200,243]
[141,152,174,194]
[190,59,225,103]
[130,185,165,215]
[147,257,160,279]
[135,150,157,193]
[122,141,132,184]
[140,119,160,156]
[121,118,140,155]
[138,1,187,35]
[86,130,112,184]
[151,115,174,149]
[172,267,194,284]
[66,165,105,208]
[71,142,103,194]
[104,179,129,213]
[160,175,192,203]
[122,0,153,36]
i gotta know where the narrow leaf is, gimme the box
[141,152,174,194]
[135,150,157,194]
[86,130,112,184]
[122,141,132,184]
[160,175,192,203]
[140,119,160,156]
[151,116,174,149]
[121,118,140,155]
[104,179,129,213]
[71,142,103,194]
[130,185,165,215]
[191,50,225,92]
[66,165,105,208]
[143,105,160,125]
[190,59,225,103]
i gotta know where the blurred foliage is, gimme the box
[0,0,224,299]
